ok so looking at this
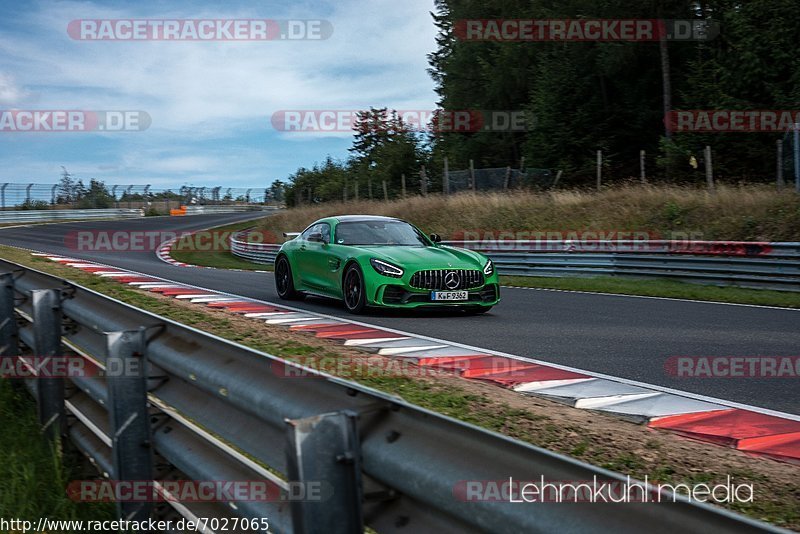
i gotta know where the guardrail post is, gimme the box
[105,328,153,522]
[286,411,363,534]
[31,289,65,439]
[0,273,18,357]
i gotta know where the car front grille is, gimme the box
[409,269,484,290]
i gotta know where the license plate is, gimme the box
[431,291,468,301]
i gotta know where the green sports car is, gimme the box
[274,215,500,314]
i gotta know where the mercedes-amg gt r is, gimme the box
[274,215,499,314]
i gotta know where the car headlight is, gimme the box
[483,259,494,276]
[370,258,404,278]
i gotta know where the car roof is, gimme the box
[329,215,402,223]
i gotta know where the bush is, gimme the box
[18,200,51,210]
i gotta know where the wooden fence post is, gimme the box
[705,145,715,191]
[640,150,647,183]
[443,157,449,195]
[596,150,602,191]
[469,159,476,192]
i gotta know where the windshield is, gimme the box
[335,220,430,246]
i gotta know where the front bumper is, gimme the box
[375,283,500,308]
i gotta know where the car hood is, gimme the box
[351,245,486,269]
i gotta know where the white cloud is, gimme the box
[1,0,437,131]
[0,73,29,104]
[0,0,438,183]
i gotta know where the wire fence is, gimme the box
[446,167,554,193]
[0,183,282,211]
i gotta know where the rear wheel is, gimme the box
[275,256,301,300]
[343,264,367,314]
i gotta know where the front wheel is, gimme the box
[275,256,301,300]
[343,264,367,314]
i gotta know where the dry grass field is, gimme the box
[260,185,800,242]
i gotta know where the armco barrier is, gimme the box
[170,205,280,216]
[183,205,280,215]
[230,230,281,263]
[229,234,800,291]
[0,208,144,223]
[0,259,781,533]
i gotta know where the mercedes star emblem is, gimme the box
[444,271,461,290]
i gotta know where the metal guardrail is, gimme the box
[447,240,800,292]
[183,205,280,215]
[0,259,778,533]
[230,230,281,263]
[0,182,280,209]
[229,234,800,291]
[0,208,144,223]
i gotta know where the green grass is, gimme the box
[501,275,800,308]
[0,380,115,522]
[168,219,274,271]
[169,248,272,271]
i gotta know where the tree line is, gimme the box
[284,0,800,201]
[285,109,430,206]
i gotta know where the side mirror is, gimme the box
[429,233,442,243]
[307,232,325,243]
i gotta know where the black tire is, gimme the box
[275,256,301,300]
[342,264,367,314]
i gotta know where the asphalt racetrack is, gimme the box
[0,213,797,414]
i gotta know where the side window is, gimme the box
[319,223,331,244]
[300,223,331,243]
[300,224,318,241]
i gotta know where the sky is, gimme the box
[0,0,439,189]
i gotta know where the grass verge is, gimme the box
[0,379,115,522]
[168,219,273,271]
[1,244,797,530]
[501,275,800,308]
[169,248,271,271]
